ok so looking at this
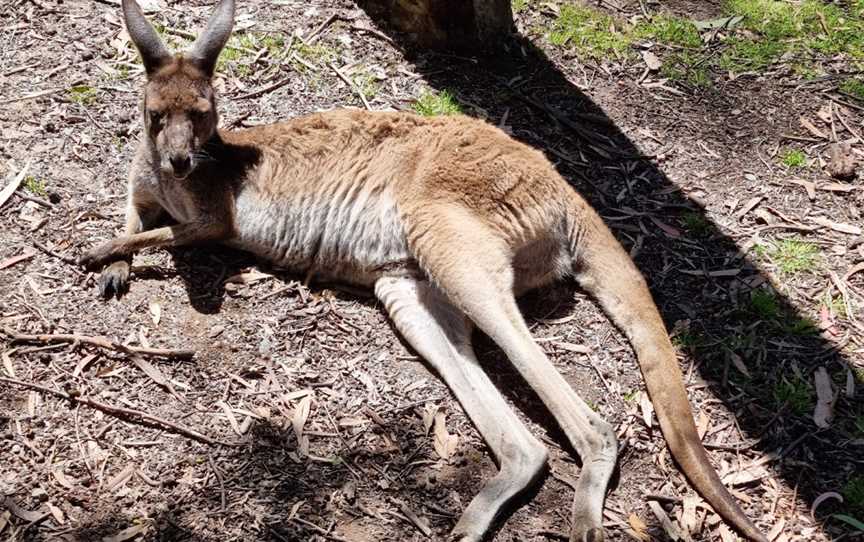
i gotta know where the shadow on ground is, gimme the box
[351,4,863,539]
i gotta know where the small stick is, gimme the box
[32,240,77,265]
[0,376,236,446]
[2,327,195,361]
[328,62,372,110]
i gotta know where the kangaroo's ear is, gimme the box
[189,0,235,77]
[122,0,171,76]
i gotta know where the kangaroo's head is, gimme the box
[122,0,234,180]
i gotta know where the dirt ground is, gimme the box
[1,0,863,541]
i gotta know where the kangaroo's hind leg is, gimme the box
[406,204,617,542]
[375,275,548,542]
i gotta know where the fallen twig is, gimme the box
[32,240,77,265]
[2,327,195,361]
[0,376,236,446]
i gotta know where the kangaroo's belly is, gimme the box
[230,182,413,286]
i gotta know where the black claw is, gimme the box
[98,269,129,299]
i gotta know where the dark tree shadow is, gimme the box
[350,3,864,539]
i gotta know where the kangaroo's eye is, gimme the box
[190,110,207,121]
[149,111,163,126]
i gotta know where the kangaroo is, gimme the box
[80,1,768,541]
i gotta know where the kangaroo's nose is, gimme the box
[170,155,191,176]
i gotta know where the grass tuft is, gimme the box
[781,148,807,168]
[22,176,47,197]
[767,239,821,274]
[748,289,779,320]
[841,77,864,100]
[843,476,864,515]
[773,375,812,415]
[549,5,631,58]
[634,15,702,48]
[412,90,462,116]
[68,85,99,105]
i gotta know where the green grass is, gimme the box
[352,71,380,100]
[662,52,712,87]
[545,1,864,86]
[512,0,528,14]
[22,176,46,197]
[855,415,864,437]
[781,149,807,168]
[825,295,850,319]
[719,37,785,72]
[671,330,705,349]
[783,317,818,336]
[841,77,864,100]
[773,375,812,415]
[681,211,712,237]
[843,476,864,516]
[68,85,98,105]
[634,15,702,48]
[412,90,462,116]
[218,32,288,76]
[748,289,780,320]
[766,239,821,274]
[549,4,632,58]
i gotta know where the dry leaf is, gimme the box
[812,216,862,235]
[642,50,662,70]
[3,497,43,522]
[0,160,31,210]
[2,349,16,378]
[422,404,437,435]
[433,408,459,460]
[47,502,64,525]
[217,400,242,436]
[813,367,835,428]
[292,395,312,441]
[696,410,710,440]
[0,250,35,270]
[72,354,97,378]
[287,500,305,521]
[148,301,161,325]
[627,513,651,541]
[223,269,274,285]
[717,524,737,542]
[649,216,682,238]
[639,392,654,429]
[648,500,688,541]
[102,524,148,542]
[52,467,75,489]
[729,351,751,377]
[735,196,763,220]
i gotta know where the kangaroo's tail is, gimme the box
[567,200,768,542]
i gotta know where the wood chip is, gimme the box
[106,464,135,493]
[2,349,16,377]
[552,341,591,354]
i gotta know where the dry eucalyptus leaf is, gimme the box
[433,408,459,460]
[148,301,161,325]
[813,367,835,428]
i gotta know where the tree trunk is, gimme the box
[358,0,513,50]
